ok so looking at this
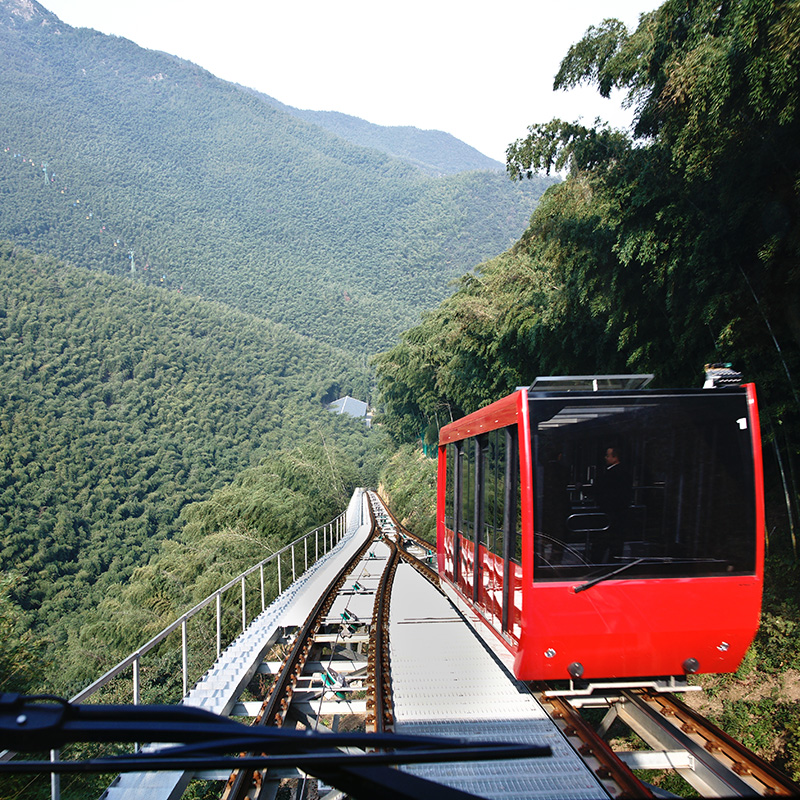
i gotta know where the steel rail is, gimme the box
[396,545,441,589]
[376,492,436,555]
[222,500,382,800]
[366,495,401,733]
[537,685,800,798]
[628,689,800,797]
[373,492,441,589]
[540,694,655,799]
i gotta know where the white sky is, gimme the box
[39,0,660,162]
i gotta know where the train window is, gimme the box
[448,430,518,554]
[505,427,521,566]
[529,390,757,582]
[461,438,475,540]
[514,470,523,565]
[484,429,506,558]
[444,443,457,531]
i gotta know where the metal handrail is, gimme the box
[69,511,347,705]
[0,490,369,800]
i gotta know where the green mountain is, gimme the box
[0,0,553,355]
[0,0,556,697]
[0,241,380,671]
[0,0,555,696]
[258,94,504,175]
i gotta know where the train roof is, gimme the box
[526,374,654,392]
[439,379,754,444]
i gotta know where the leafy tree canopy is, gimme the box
[377,0,800,443]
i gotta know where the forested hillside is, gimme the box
[0,0,557,702]
[0,241,383,692]
[259,95,503,175]
[0,0,553,355]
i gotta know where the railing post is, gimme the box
[60,504,355,724]
[216,592,222,658]
[50,749,60,800]
[132,654,141,753]
[133,655,140,705]
[241,575,246,633]
[181,619,188,698]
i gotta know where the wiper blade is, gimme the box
[0,694,551,772]
[0,745,544,775]
[573,557,650,592]
[572,555,729,593]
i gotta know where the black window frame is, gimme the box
[528,388,758,583]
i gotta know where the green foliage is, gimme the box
[0,572,48,692]
[788,716,800,781]
[754,605,800,673]
[632,769,698,798]
[181,442,357,543]
[378,444,438,544]
[717,696,798,768]
[54,441,366,693]
[0,242,382,691]
[372,245,562,440]
[504,0,800,417]
[377,0,800,461]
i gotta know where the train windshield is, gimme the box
[529,389,757,582]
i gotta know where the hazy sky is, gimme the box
[40,0,660,162]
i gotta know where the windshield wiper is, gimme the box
[0,694,551,800]
[573,557,658,593]
[573,556,728,593]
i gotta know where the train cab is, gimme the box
[436,374,764,683]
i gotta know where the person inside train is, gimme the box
[590,446,632,563]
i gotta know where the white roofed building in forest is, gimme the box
[327,395,371,426]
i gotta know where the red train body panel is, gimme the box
[437,380,764,682]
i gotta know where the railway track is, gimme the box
[372,494,440,588]
[221,491,404,800]
[215,491,798,800]
[27,487,793,800]
[536,685,800,797]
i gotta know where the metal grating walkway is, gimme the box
[390,563,609,799]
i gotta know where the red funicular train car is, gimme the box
[436,374,764,683]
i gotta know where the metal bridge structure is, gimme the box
[4,489,799,800]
